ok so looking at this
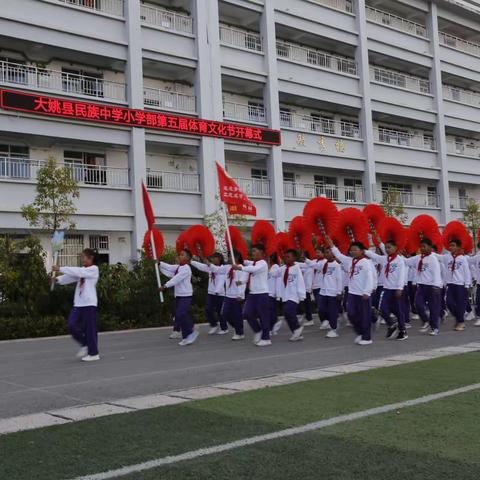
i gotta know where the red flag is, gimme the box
[142,181,155,229]
[216,162,257,216]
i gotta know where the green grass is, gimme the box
[2,352,479,480]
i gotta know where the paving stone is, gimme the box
[114,394,188,410]
[49,403,132,421]
[168,386,237,400]
[0,413,69,435]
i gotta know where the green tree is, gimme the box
[21,156,80,233]
[380,186,408,224]
[462,198,480,251]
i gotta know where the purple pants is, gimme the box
[269,296,278,329]
[318,295,339,330]
[440,287,447,318]
[347,293,371,341]
[222,297,244,335]
[476,284,480,317]
[446,284,467,324]
[342,287,349,313]
[304,292,313,321]
[175,296,194,339]
[407,282,417,314]
[379,289,405,330]
[68,306,98,356]
[206,294,226,330]
[402,286,410,323]
[283,300,301,332]
[415,284,441,330]
[243,293,270,340]
[371,285,383,323]
[313,288,327,321]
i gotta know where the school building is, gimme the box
[1,0,480,264]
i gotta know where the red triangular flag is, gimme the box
[142,181,155,229]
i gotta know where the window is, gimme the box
[454,137,465,154]
[378,126,409,146]
[381,182,413,205]
[341,120,359,138]
[344,178,363,202]
[89,235,110,264]
[310,114,334,134]
[64,151,106,185]
[62,68,104,98]
[0,144,30,178]
[283,172,296,197]
[58,235,84,267]
[276,43,290,58]
[279,108,292,127]
[427,186,438,207]
[245,32,262,51]
[423,134,434,150]
[251,168,268,180]
[248,101,265,123]
[314,175,337,201]
[458,188,468,209]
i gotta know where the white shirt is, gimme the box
[407,261,417,283]
[331,247,374,296]
[210,264,248,299]
[191,261,226,296]
[469,254,480,283]
[268,264,280,298]
[305,258,327,290]
[300,263,314,293]
[365,249,406,291]
[241,259,269,294]
[405,254,443,288]
[160,262,193,297]
[319,260,343,297]
[440,253,472,287]
[57,265,99,307]
[276,264,306,304]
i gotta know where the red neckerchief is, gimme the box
[79,278,85,296]
[323,260,334,275]
[175,266,180,275]
[350,256,365,278]
[228,267,235,287]
[418,253,430,272]
[376,264,381,275]
[283,265,290,287]
[210,271,216,285]
[451,253,459,272]
[247,261,257,289]
[385,254,397,278]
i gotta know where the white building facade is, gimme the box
[1,0,480,265]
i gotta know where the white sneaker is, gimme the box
[272,320,283,334]
[358,339,373,346]
[379,318,386,325]
[354,335,362,344]
[419,322,430,332]
[217,329,229,335]
[465,311,475,321]
[289,326,304,342]
[231,334,245,341]
[169,331,181,339]
[303,320,315,327]
[81,354,100,362]
[253,331,262,344]
[429,328,439,336]
[405,323,412,329]
[319,320,330,330]
[474,318,480,327]
[208,326,220,335]
[326,329,339,338]
[256,339,272,347]
[179,330,199,346]
[76,346,88,358]
[411,313,420,320]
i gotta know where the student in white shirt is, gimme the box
[233,244,271,346]
[469,243,480,327]
[53,248,100,362]
[300,260,315,327]
[159,249,198,346]
[304,247,327,328]
[268,253,282,334]
[406,253,419,320]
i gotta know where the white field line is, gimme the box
[69,382,480,480]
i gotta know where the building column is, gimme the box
[193,0,225,216]
[428,2,450,225]
[262,0,285,230]
[125,0,147,258]
[354,0,376,203]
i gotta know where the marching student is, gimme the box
[191,253,227,335]
[371,248,386,326]
[317,247,343,338]
[267,253,282,334]
[233,244,271,346]
[52,248,100,362]
[406,253,419,321]
[300,259,315,327]
[326,236,374,345]
[304,247,328,329]
[469,243,480,327]
[159,249,199,346]
[433,245,448,324]
[405,238,443,335]
[365,239,407,340]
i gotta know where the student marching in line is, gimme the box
[52,248,100,362]
[402,255,411,329]
[268,253,282,334]
[317,247,343,338]
[405,238,443,335]
[365,239,407,341]
[371,248,386,326]
[191,253,227,335]
[300,260,315,327]
[468,243,480,327]
[233,244,272,346]
[159,249,199,346]
[304,247,328,329]
[406,254,419,321]
[326,237,374,345]
[433,245,448,324]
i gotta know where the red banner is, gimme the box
[0,89,281,146]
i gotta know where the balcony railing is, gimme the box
[284,182,365,203]
[146,170,200,192]
[439,31,480,57]
[0,157,129,187]
[450,196,470,210]
[144,87,196,113]
[370,65,430,94]
[219,25,263,52]
[54,0,124,17]
[446,141,480,158]
[276,40,357,75]
[374,128,436,150]
[233,177,270,197]
[366,6,427,38]
[140,4,193,34]
[379,189,440,208]
[280,112,361,138]
[443,84,480,107]
[0,61,126,102]
[223,101,266,124]
[310,0,353,13]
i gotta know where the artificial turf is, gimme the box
[1,352,479,480]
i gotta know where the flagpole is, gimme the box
[50,251,59,292]
[222,203,236,266]
[150,230,164,303]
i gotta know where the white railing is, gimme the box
[0,61,126,102]
[366,6,427,38]
[450,196,470,210]
[439,31,480,57]
[223,101,266,124]
[233,177,270,197]
[379,189,440,208]
[219,25,263,52]
[443,84,480,107]
[284,182,365,203]
[144,87,196,113]
[446,141,480,158]
[0,157,129,187]
[280,111,361,138]
[374,128,436,150]
[276,40,357,75]
[140,4,193,34]
[370,65,430,94]
[311,0,353,13]
[146,170,200,192]
[54,0,124,17]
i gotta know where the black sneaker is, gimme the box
[386,325,398,339]
[396,330,408,341]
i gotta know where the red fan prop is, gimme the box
[408,215,440,252]
[303,197,339,245]
[226,226,248,260]
[251,220,276,255]
[176,231,189,254]
[363,204,386,247]
[442,221,473,254]
[334,208,369,253]
[185,225,215,257]
[143,228,165,260]
[377,217,407,252]
[275,232,295,258]
[288,216,312,253]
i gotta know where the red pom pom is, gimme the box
[185,225,215,257]
[404,229,417,255]
[251,220,276,255]
[334,208,369,249]
[408,215,440,251]
[443,221,473,254]
[303,197,339,244]
[176,231,189,254]
[226,226,248,260]
[275,232,295,258]
[363,204,386,230]
[377,217,407,252]
[143,228,164,260]
[288,216,313,252]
